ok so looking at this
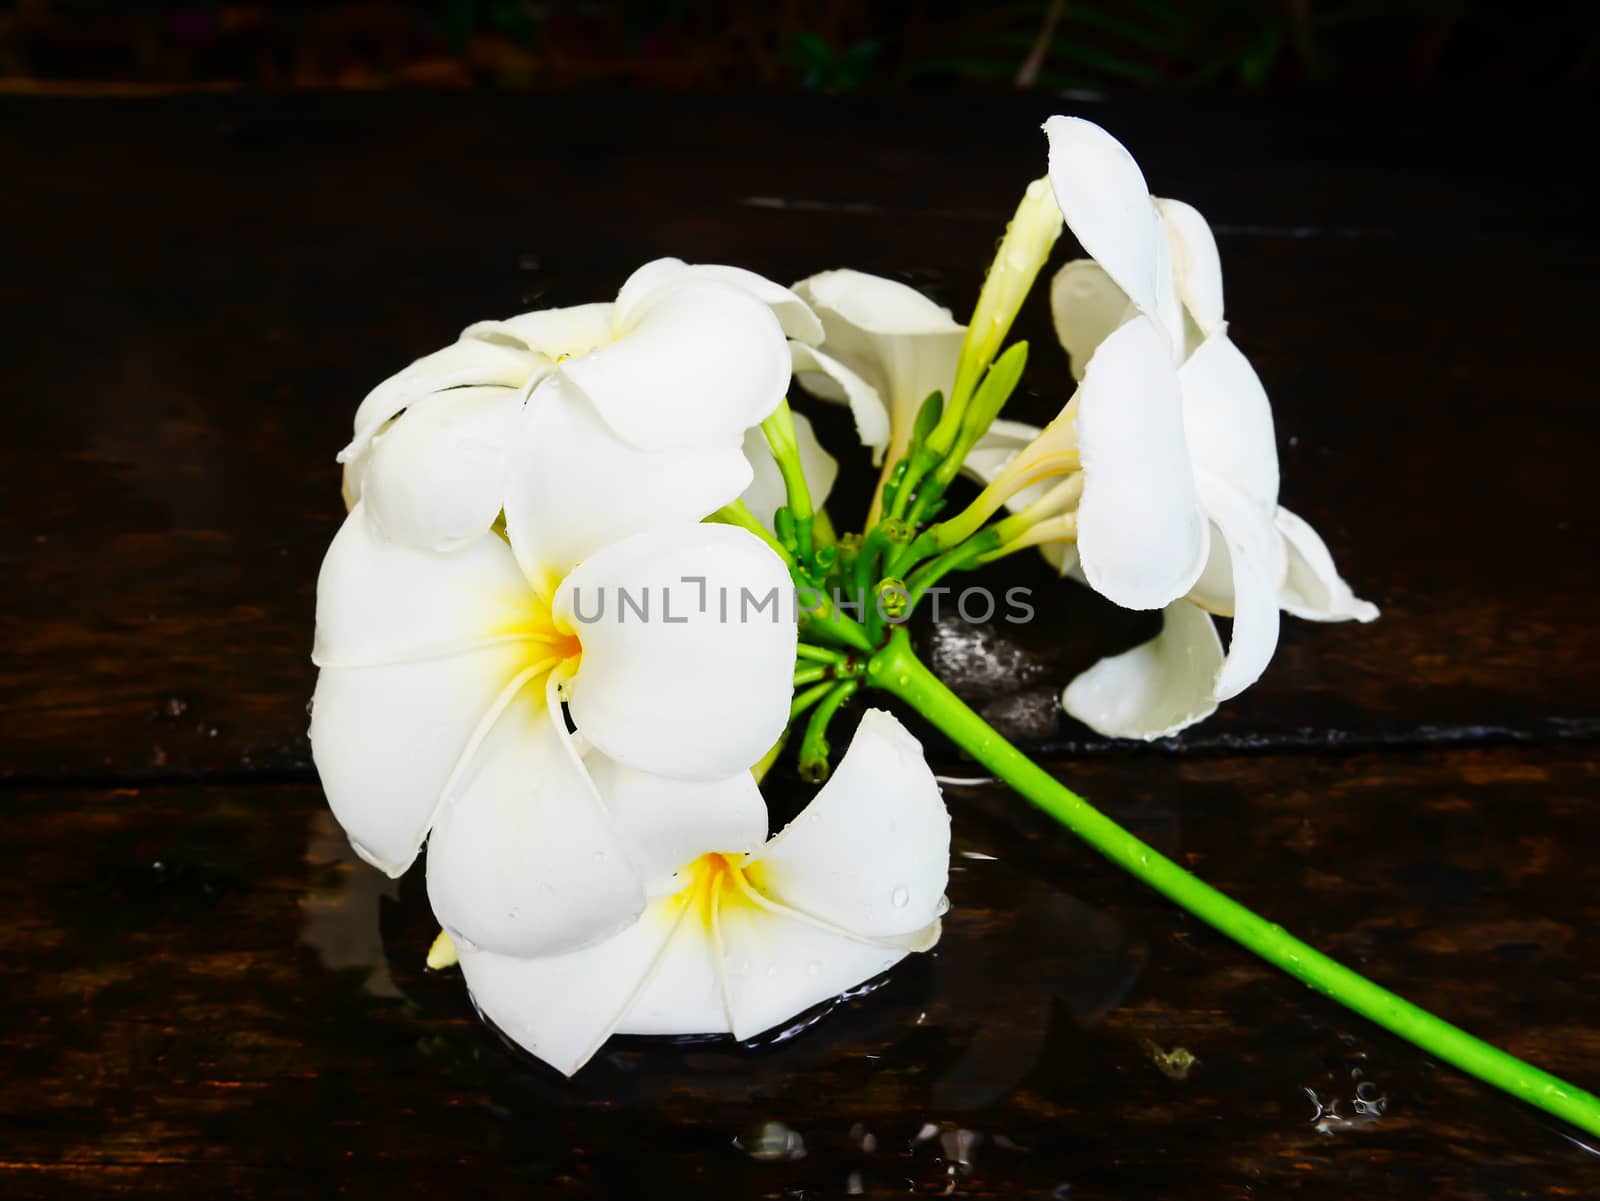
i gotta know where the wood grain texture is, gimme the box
[1,93,1596,777]
[3,748,1598,1199]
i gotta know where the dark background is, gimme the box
[2,0,1596,93]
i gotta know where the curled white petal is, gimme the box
[1156,196,1225,338]
[790,341,892,462]
[425,689,645,958]
[506,375,753,592]
[1180,332,1280,513]
[1063,601,1224,740]
[457,895,692,1077]
[586,750,768,897]
[614,904,731,1037]
[566,276,790,451]
[1196,472,1282,701]
[791,270,965,463]
[1074,316,1209,610]
[740,410,839,531]
[462,302,615,360]
[717,902,911,1042]
[557,524,796,780]
[1276,507,1380,623]
[1049,259,1136,381]
[344,338,540,462]
[1043,116,1182,349]
[619,257,823,345]
[361,386,521,551]
[752,709,949,941]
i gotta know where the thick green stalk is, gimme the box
[867,628,1600,1138]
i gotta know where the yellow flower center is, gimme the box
[489,586,583,684]
[673,852,769,934]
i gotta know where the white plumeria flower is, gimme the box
[338,258,812,553]
[458,708,950,1076]
[310,504,796,960]
[790,270,967,470]
[964,117,1376,739]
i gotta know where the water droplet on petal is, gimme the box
[891,886,910,908]
[806,959,821,977]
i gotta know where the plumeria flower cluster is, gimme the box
[312,260,950,1075]
[309,112,1374,1078]
[789,118,1377,740]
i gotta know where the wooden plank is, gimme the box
[3,747,1598,1197]
[1,94,1596,777]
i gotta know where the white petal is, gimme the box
[1074,317,1209,610]
[344,338,541,461]
[340,431,376,511]
[361,386,521,551]
[1276,507,1380,623]
[1196,472,1282,701]
[718,900,909,1042]
[790,341,892,462]
[506,376,753,591]
[793,268,964,338]
[426,687,645,958]
[791,270,965,462]
[462,302,614,360]
[739,410,840,530]
[1156,197,1225,337]
[1043,116,1181,347]
[310,643,529,876]
[312,505,533,669]
[557,524,797,780]
[586,751,768,897]
[614,906,730,1036]
[1062,601,1224,740]
[457,895,688,1076]
[1050,259,1136,381]
[565,276,790,451]
[1180,332,1279,511]
[1186,519,1238,615]
[622,258,824,345]
[751,709,949,940]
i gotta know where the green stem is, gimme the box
[796,642,851,666]
[761,400,815,563]
[789,681,835,722]
[792,664,830,688]
[888,446,942,523]
[797,679,859,782]
[867,628,1600,1138]
[797,590,876,654]
[905,529,999,608]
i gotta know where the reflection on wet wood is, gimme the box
[2,95,1598,778]
[4,749,1598,1198]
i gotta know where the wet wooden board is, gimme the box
[3,747,1598,1199]
[1,93,1597,778]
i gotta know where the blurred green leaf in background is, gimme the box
[0,0,1592,92]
